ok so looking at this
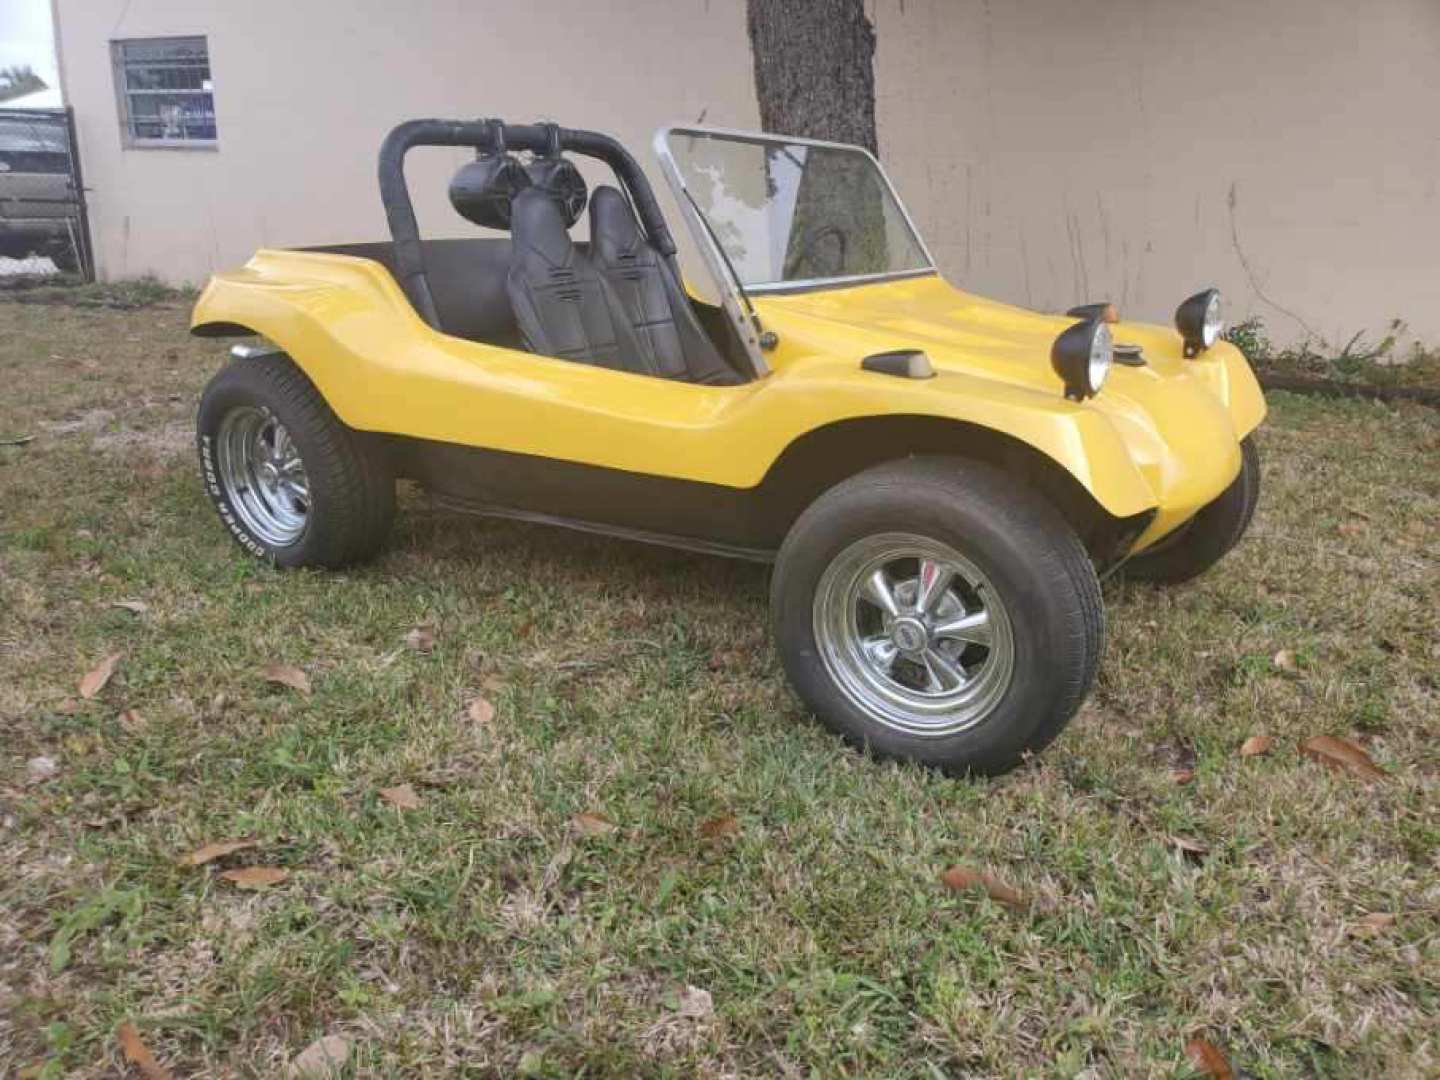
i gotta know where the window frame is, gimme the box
[110,35,218,151]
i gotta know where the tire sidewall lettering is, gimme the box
[199,431,273,560]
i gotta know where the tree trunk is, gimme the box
[746,0,879,154]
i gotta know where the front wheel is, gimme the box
[196,353,394,568]
[770,457,1104,776]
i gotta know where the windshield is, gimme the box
[661,129,933,292]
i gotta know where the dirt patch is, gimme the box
[41,407,116,436]
[38,408,191,456]
[92,421,192,456]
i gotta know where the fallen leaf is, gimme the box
[117,1021,171,1079]
[1300,735,1386,781]
[111,599,149,614]
[179,838,257,867]
[1185,1036,1234,1079]
[404,626,435,653]
[379,784,422,810]
[288,1033,352,1078]
[1170,836,1210,861]
[1337,520,1367,536]
[572,812,617,836]
[466,696,496,724]
[1343,505,1374,522]
[1350,912,1397,937]
[940,865,1027,908]
[55,697,82,715]
[698,814,740,839]
[0,433,35,447]
[1239,735,1274,757]
[1271,648,1297,672]
[262,664,311,695]
[220,865,290,889]
[79,651,122,699]
[677,984,714,1019]
[26,755,59,783]
[1170,768,1196,785]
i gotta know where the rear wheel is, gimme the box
[196,353,394,567]
[770,457,1103,775]
[1123,436,1261,584]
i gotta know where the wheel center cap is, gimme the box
[890,617,928,654]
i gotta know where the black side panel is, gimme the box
[385,435,770,550]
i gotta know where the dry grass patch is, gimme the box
[1,300,1437,1077]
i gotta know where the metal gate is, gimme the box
[0,106,93,280]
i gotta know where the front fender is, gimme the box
[761,360,1159,518]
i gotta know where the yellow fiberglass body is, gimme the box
[192,251,1264,555]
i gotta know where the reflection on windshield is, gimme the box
[668,131,931,289]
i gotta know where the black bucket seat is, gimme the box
[505,186,642,371]
[588,186,742,386]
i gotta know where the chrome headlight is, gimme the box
[1175,288,1224,357]
[1052,319,1112,400]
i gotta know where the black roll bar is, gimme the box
[377,118,677,328]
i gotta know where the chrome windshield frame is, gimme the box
[652,125,939,306]
[653,125,769,376]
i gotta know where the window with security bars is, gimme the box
[112,36,216,146]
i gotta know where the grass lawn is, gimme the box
[1,297,1436,1078]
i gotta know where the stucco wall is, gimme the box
[53,0,759,284]
[874,0,1440,350]
[55,0,1440,349]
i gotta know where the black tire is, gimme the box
[1123,436,1261,584]
[770,456,1103,776]
[196,353,394,568]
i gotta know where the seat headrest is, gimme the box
[510,187,574,266]
[526,156,588,228]
[589,185,645,262]
[449,152,531,230]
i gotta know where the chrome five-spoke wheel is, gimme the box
[215,406,311,547]
[813,533,1015,737]
[773,458,1103,774]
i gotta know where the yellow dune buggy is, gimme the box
[191,118,1265,774]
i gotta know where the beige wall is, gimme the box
[56,0,1440,349]
[53,0,759,283]
[875,0,1440,350]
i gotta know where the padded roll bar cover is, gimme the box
[379,118,676,329]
